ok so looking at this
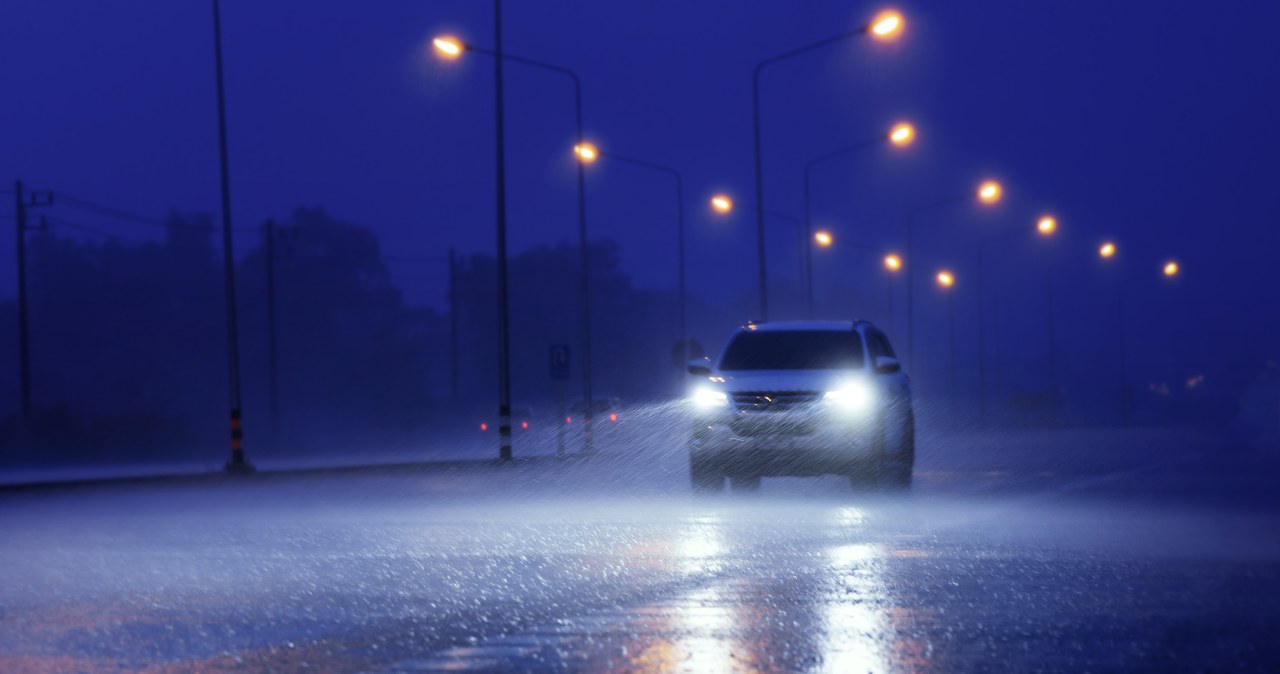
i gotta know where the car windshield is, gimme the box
[719,330,865,370]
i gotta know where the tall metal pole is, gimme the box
[596,152,686,365]
[749,29,868,322]
[449,247,460,406]
[1046,267,1058,422]
[13,181,31,423]
[264,219,279,444]
[947,290,956,422]
[212,0,251,472]
[493,0,513,461]
[751,66,770,321]
[1117,289,1129,427]
[801,138,881,319]
[571,78,594,453]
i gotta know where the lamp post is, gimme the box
[211,0,252,473]
[433,32,596,454]
[1117,260,1181,425]
[974,213,1057,428]
[935,269,957,418]
[801,122,915,317]
[905,179,1002,364]
[586,149,689,365]
[710,195,808,316]
[750,10,904,321]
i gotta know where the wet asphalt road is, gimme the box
[2,424,1279,673]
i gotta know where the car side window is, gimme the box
[867,330,896,360]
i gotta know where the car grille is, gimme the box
[730,390,822,412]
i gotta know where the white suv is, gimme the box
[686,320,914,492]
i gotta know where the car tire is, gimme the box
[690,451,725,494]
[729,474,761,492]
[879,408,915,491]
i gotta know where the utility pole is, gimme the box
[493,0,513,461]
[449,248,460,406]
[264,219,279,445]
[13,181,52,424]
[212,0,252,472]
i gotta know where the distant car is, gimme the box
[565,397,622,426]
[686,320,914,492]
[478,406,536,433]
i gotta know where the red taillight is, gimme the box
[565,416,572,424]
[520,420,529,429]
[609,413,618,422]
[480,422,488,432]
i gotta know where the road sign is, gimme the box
[549,344,571,380]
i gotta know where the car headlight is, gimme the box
[824,380,873,413]
[690,386,729,409]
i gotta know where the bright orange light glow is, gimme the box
[1163,261,1179,277]
[573,142,598,163]
[977,181,1002,204]
[889,122,914,146]
[1037,216,1057,235]
[710,194,733,214]
[432,36,463,59]
[1099,241,1117,259]
[869,11,904,39]
[936,270,955,288]
[814,230,834,247]
[884,253,903,272]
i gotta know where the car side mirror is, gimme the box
[874,355,901,374]
[687,358,712,376]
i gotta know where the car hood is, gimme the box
[717,369,864,392]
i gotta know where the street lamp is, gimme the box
[573,142,599,163]
[432,33,597,455]
[976,214,1058,428]
[802,121,916,316]
[710,194,733,214]
[1099,241,1117,258]
[884,253,903,272]
[814,230,834,247]
[1117,260,1182,425]
[751,9,906,321]
[432,36,464,59]
[935,269,957,418]
[904,179,1002,363]
[583,148,690,368]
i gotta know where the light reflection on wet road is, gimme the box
[1,427,1278,672]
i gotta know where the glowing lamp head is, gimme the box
[1037,216,1057,236]
[1163,261,1179,277]
[432,36,464,60]
[936,270,955,288]
[814,230,834,247]
[889,122,915,146]
[977,181,1002,204]
[573,142,598,163]
[1099,241,1117,259]
[869,11,904,39]
[884,253,903,272]
[710,194,734,214]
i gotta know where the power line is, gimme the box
[54,191,258,233]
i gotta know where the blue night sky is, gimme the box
[3,0,1279,390]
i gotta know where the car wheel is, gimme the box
[729,474,761,492]
[879,408,915,491]
[690,450,725,494]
